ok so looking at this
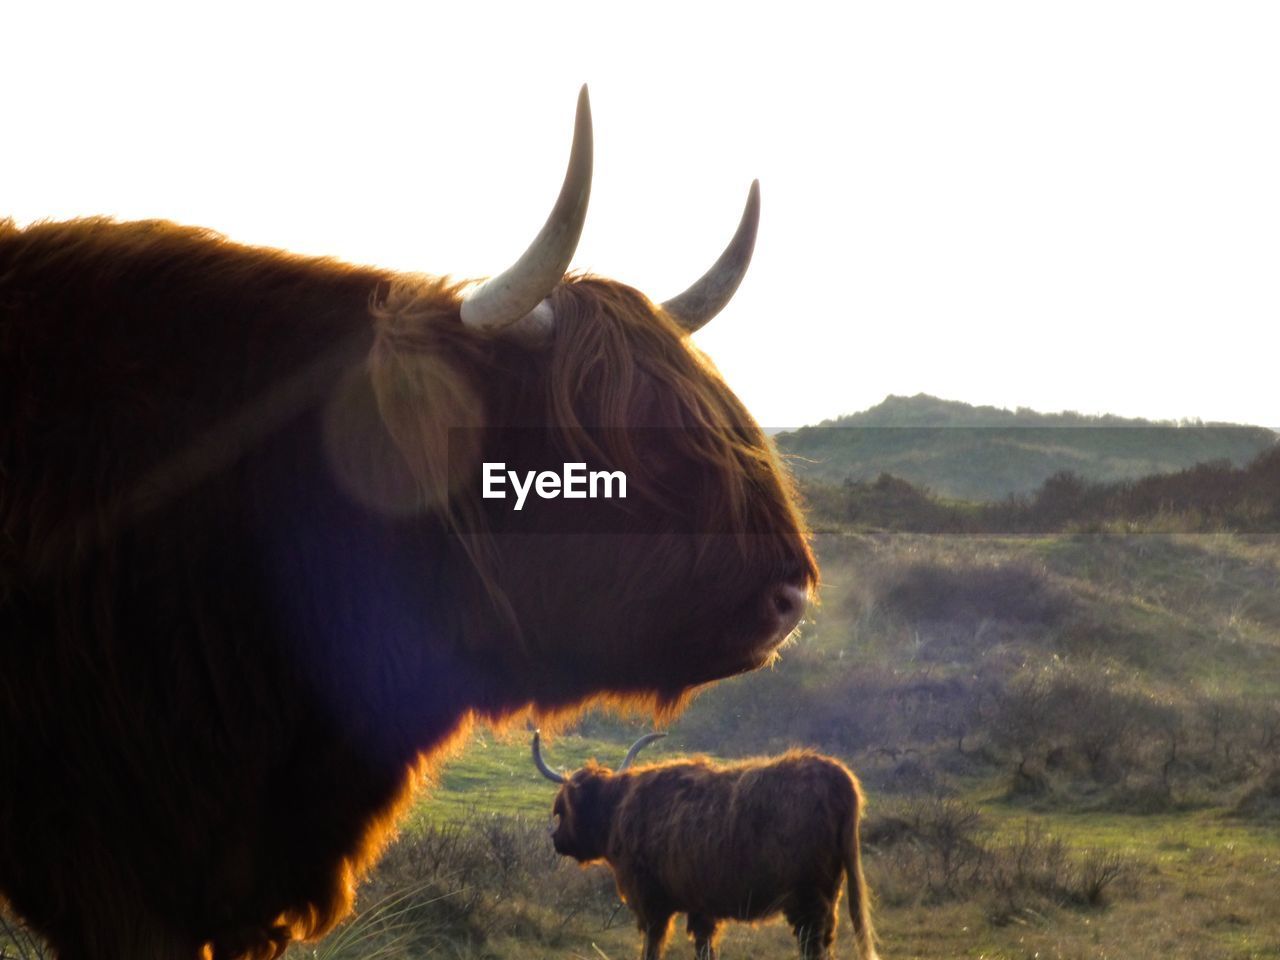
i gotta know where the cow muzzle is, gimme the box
[769,581,807,641]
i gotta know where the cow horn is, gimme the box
[661,180,760,334]
[531,730,567,784]
[616,733,667,772]
[460,85,593,332]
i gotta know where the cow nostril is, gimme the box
[771,583,806,634]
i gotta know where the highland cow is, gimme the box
[533,733,878,960]
[0,87,816,960]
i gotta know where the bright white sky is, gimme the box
[4,1,1277,429]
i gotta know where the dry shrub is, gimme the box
[1232,767,1280,820]
[874,560,1073,628]
[986,822,1133,916]
[863,798,986,906]
[1072,849,1132,906]
[864,801,1135,917]
[1102,778,1175,815]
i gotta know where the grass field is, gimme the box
[5,532,1278,959]
[372,728,1280,960]
[404,731,638,827]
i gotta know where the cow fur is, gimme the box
[0,216,816,959]
[548,749,878,960]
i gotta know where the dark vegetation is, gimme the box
[801,445,1280,534]
[778,394,1277,499]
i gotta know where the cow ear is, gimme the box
[323,357,485,516]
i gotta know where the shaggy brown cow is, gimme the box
[0,87,817,960]
[533,733,878,960]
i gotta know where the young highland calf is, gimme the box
[533,734,878,960]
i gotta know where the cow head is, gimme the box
[326,87,816,718]
[532,731,664,862]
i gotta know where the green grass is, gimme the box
[387,732,1280,960]
[406,731,666,829]
[979,802,1280,860]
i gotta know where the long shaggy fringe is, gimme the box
[366,273,816,608]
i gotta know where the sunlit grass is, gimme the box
[406,731,657,829]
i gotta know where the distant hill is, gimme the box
[777,394,1278,500]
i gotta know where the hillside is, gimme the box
[777,394,1278,500]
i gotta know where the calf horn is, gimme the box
[661,180,760,334]
[616,733,667,772]
[460,85,593,332]
[531,730,567,784]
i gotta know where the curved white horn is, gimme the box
[460,86,593,331]
[617,733,666,772]
[661,180,760,334]
[531,731,567,784]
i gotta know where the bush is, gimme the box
[863,797,986,906]
[863,801,1136,915]
[874,560,1073,628]
[1232,767,1280,820]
